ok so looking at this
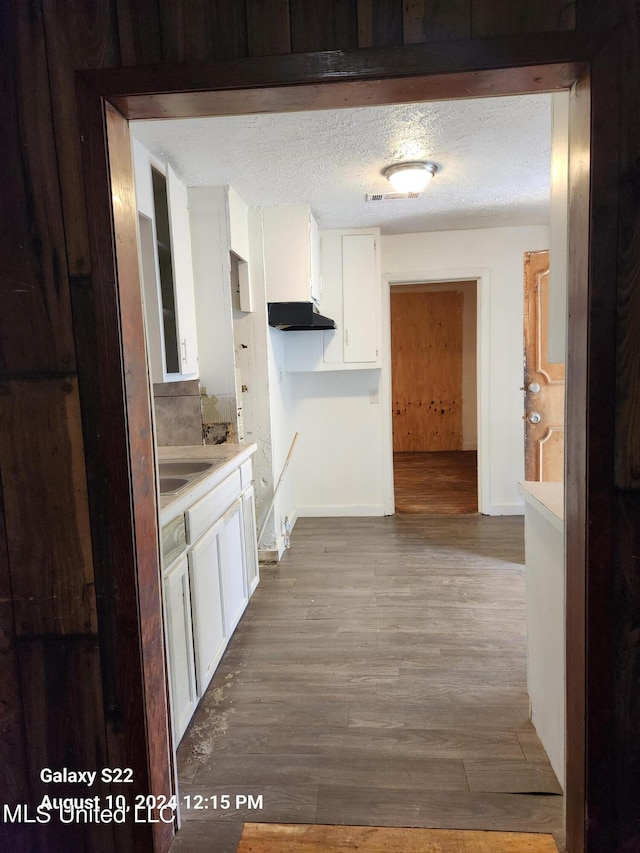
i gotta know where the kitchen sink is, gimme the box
[159,476,190,495]
[158,457,230,496]
[158,460,215,477]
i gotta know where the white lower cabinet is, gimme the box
[163,555,198,743]
[242,485,260,596]
[162,456,260,741]
[219,499,249,636]
[189,517,227,697]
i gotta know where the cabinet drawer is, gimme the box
[161,514,186,566]
[240,460,253,489]
[186,469,242,545]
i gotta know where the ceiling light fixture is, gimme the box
[382,161,439,193]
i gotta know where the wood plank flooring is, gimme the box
[394,451,478,514]
[237,823,560,852]
[171,516,563,853]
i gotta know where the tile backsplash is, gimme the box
[153,379,203,446]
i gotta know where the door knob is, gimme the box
[528,412,542,424]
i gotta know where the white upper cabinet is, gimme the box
[166,164,199,376]
[340,234,378,363]
[263,205,320,305]
[284,227,381,372]
[132,138,199,382]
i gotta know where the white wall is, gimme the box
[268,224,548,519]
[267,328,297,548]
[292,369,386,516]
[382,225,549,515]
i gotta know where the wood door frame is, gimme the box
[75,34,614,853]
[382,271,487,515]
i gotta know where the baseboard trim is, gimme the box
[486,503,525,516]
[296,505,385,517]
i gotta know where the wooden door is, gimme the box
[523,251,565,481]
[391,290,463,452]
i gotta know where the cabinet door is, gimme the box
[263,205,313,303]
[309,212,321,306]
[241,486,260,597]
[167,163,199,376]
[342,234,378,363]
[220,499,249,635]
[189,519,226,696]
[163,555,198,742]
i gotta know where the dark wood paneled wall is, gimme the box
[2,1,639,852]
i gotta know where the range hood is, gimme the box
[268,302,336,331]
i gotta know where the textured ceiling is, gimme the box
[131,94,551,235]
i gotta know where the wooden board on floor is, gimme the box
[237,823,559,852]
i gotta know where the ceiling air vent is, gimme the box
[365,191,422,202]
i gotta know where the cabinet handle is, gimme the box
[345,329,349,347]
[181,339,187,364]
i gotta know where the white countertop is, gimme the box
[158,443,256,524]
[518,481,564,533]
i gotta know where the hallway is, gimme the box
[171,516,562,853]
[393,451,478,514]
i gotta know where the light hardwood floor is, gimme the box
[237,823,560,852]
[171,516,563,853]
[394,451,478,514]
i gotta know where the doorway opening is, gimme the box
[80,49,593,853]
[390,280,478,514]
[129,93,561,841]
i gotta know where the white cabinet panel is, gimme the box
[189,519,227,696]
[133,142,200,382]
[242,486,260,597]
[163,555,198,742]
[185,468,242,545]
[342,234,378,363]
[283,228,380,372]
[263,205,319,305]
[220,500,248,635]
[310,213,321,305]
[162,454,259,741]
[167,163,199,376]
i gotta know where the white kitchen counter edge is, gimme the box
[158,443,257,525]
[518,481,564,534]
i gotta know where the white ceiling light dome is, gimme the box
[382,161,439,193]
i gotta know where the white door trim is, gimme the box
[381,267,491,515]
